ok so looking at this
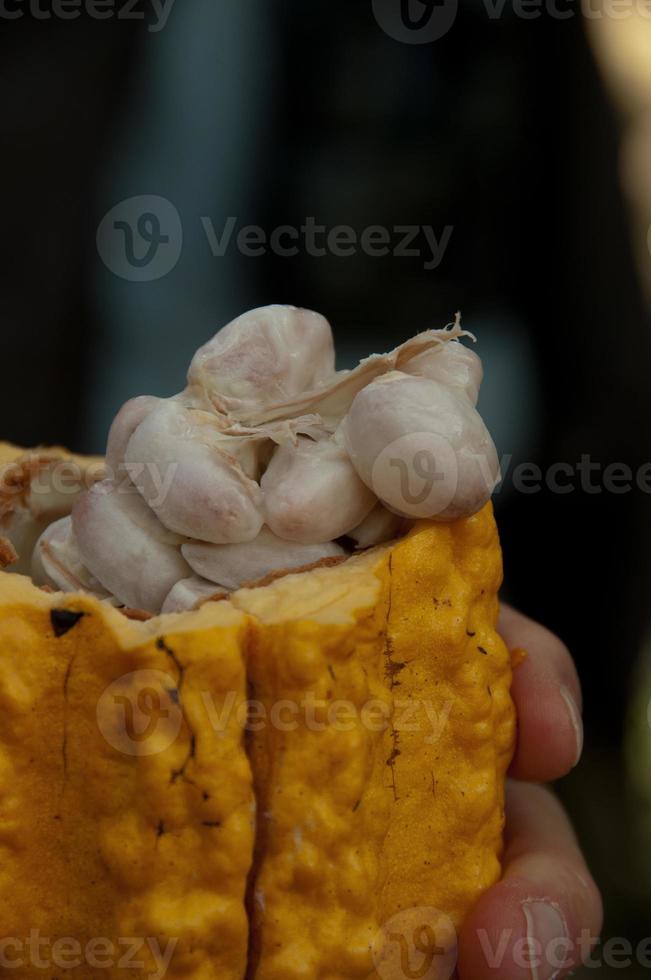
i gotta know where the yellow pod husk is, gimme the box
[237,508,515,979]
[0,443,515,979]
[0,582,254,979]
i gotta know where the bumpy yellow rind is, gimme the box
[236,506,514,979]
[0,585,254,979]
[0,503,515,979]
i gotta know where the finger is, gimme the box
[458,782,603,980]
[500,604,584,781]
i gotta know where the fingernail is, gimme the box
[560,685,584,767]
[522,900,569,980]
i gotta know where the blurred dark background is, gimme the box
[1,0,650,971]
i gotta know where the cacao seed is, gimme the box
[404,340,483,406]
[71,480,191,611]
[348,503,406,549]
[187,305,336,416]
[32,516,112,597]
[341,371,499,520]
[182,527,346,590]
[125,401,264,544]
[161,576,224,614]
[105,395,162,474]
[261,436,376,543]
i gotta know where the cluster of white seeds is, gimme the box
[32,306,499,614]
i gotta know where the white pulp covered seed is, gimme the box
[404,339,483,406]
[347,503,405,549]
[105,395,162,474]
[261,436,376,544]
[187,305,336,416]
[32,516,112,598]
[182,527,345,591]
[22,305,499,613]
[71,480,191,610]
[125,400,264,544]
[341,371,499,520]
[161,576,224,614]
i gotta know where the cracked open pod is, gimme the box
[0,309,516,979]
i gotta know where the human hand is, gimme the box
[457,606,604,979]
